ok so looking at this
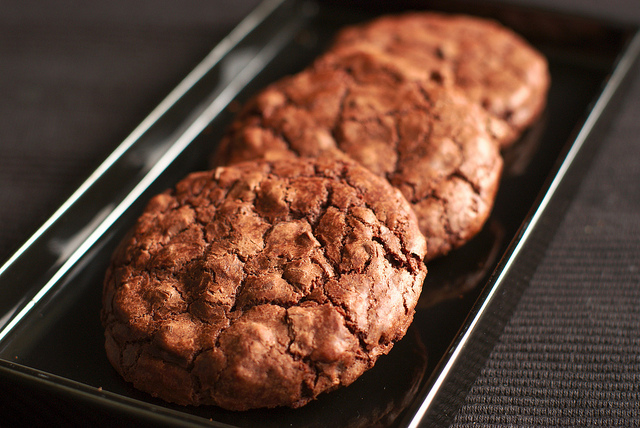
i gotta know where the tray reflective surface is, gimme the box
[0,0,638,426]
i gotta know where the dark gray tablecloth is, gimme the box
[451,2,640,426]
[453,67,640,427]
[1,0,639,426]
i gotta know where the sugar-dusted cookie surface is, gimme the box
[101,157,427,410]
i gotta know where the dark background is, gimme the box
[1,0,639,426]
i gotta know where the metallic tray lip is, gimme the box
[1,0,639,426]
[0,0,305,341]
[0,359,234,428]
[0,0,276,276]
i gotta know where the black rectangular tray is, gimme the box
[0,0,638,426]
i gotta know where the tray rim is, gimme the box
[0,0,297,341]
[403,26,640,428]
[1,0,639,426]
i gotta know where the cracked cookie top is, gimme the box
[321,11,550,147]
[213,62,503,260]
[101,157,427,410]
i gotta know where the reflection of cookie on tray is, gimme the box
[322,327,429,428]
[321,11,551,148]
[418,219,506,309]
[101,157,427,410]
[214,62,503,261]
[278,326,429,428]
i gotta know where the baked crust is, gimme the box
[321,11,550,147]
[101,157,427,410]
[214,63,503,260]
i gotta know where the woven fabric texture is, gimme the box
[452,75,640,427]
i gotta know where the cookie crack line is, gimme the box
[118,340,145,374]
[371,235,412,273]
[283,310,323,400]
[451,169,483,196]
[322,288,373,359]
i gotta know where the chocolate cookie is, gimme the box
[101,157,427,410]
[213,62,503,260]
[320,11,550,147]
